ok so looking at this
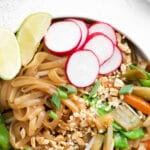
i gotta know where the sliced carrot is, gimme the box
[143,140,150,149]
[124,94,150,115]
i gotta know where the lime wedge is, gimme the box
[16,12,52,66]
[0,28,21,80]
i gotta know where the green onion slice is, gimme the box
[121,128,144,140]
[48,110,58,120]
[89,80,100,97]
[58,88,68,99]
[119,84,133,94]
[51,93,60,110]
[114,132,128,149]
[139,79,150,87]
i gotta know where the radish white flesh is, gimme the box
[66,50,99,87]
[44,21,81,55]
[89,22,117,44]
[99,46,122,74]
[67,19,88,48]
[84,33,114,65]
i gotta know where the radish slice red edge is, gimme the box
[66,49,99,87]
[99,46,123,74]
[84,32,114,65]
[89,22,117,45]
[44,20,81,55]
[66,18,88,49]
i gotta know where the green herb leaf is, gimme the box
[89,80,100,97]
[121,128,145,140]
[48,110,58,120]
[51,93,60,110]
[114,132,128,149]
[119,84,133,94]
[58,88,68,99]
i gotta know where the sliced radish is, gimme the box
[66,50,99,87]
[84,33,114,65]
[44,20,81,55]
[99,46,122,74]
[66,18,88,48]
[89,22,117,44]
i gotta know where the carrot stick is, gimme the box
[143,140,150,149]
[123,94,150,115]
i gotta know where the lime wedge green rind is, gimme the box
[0,28,21,80]
[16,12,52,66]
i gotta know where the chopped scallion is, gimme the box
[139,79,150,87]
[121,128,144,140]
[114,132,128,149]
[89,80,100,97]
[112,122,123,131]
[48,110,58,120]
[97,102,113,115]
[65,85,77,94]
[51,93,60,110]
[119,84,133,94]
[58,88,68,99]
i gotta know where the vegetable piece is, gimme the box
[99,46,122,75]
[58,88,68,99]
[123,68,147,81]
[66,18,88,48]
[51,93,61,110]
[112,122,123,131]
[121,128,144,140]
[89,80,100,97]
[48,110,58,120]
[58,85,77,95]
[66,50,99,87]
[111,105,142,130]
[132,86,150,100]
[0,28,21,80]
[119,84,133,95]
[143,139,150,150]
[44,20,81,55]
[17,12,52,66]
[103,125,114,150]
[83,95,98,107]
[114,132,128,149]
[89,22,117,44]
[24,147,32,150]
[0,114,11,150]
[84,32,114,65]
[129,64,150,79]
[91,134,104,150]
[97,102,113,115]
[139,79,150,87]
[124,94,150,115]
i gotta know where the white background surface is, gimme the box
[0,0,150,59]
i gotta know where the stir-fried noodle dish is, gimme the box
[0,15,150,150]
